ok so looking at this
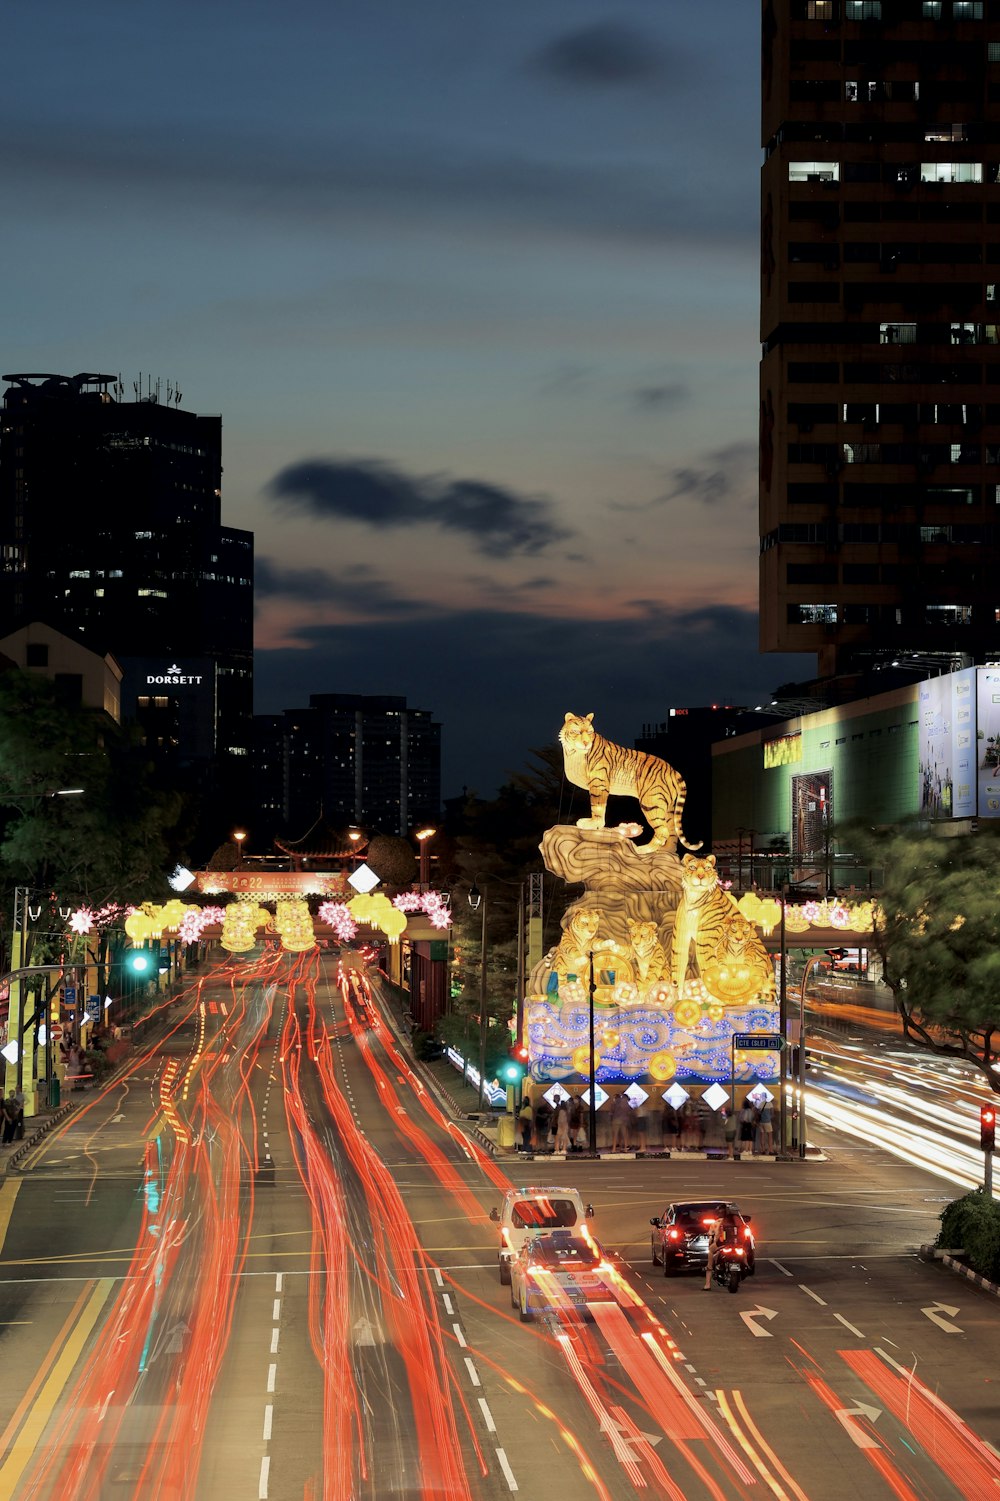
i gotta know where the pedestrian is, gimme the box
[533,1095,552,1152]
[12,1088,24,1140]
[680,1098,702,1152]
[568,1096,584,1152]
[554,1099,571,1154]
[2,1092,18,1145]
[518,1096,533,1152]
[610,1093,632,1152]
[756,1097,774,1155]
[723,1106,739,1160]
[738,1096,757,1156]
[661,1099,679,1153]
[703,1205,739,1291]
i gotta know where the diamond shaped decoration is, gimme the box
[543,1084,570,1108]
[702,1082,730,1112]
[624,1084,648,1109]
[748,1085,774,1106]
[662,1084,689,1110]
[348,863,380,894]
[581,1085,608,1110]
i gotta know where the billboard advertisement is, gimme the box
[977,666,1000,818]
[919,668,975,819]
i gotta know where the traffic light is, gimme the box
[981,1103,996,1153]
[499,1042,530,1088]
[126,948,152,975]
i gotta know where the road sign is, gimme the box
[63,986,77,1007]
[86,996,101,1021]
[733,1033,783,1051]
[49,1023,64,1042]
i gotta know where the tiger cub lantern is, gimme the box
[559,711,701,854]
[672,854,775,1007]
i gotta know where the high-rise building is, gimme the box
[253,693,441,839]
[761,0,1000,684]
[0,372,253,817]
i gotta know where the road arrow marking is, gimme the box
[111,1114,125,1122]
[922,1302,962,1334]
[740,1305,779,1338]
[353,1315,380,1347]
[835,1402,882,1449]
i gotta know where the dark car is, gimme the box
[650,1200,755,1276]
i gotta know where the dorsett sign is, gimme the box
[147,662,204,686]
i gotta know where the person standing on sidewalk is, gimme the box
[518,1096,533,1152]
[553,1099,571,1154]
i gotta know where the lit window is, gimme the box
[990,42,1000,61]
[952,1,983,17]
[68,569,91,579]
[845,0,881,16]
[921,525,953,542]
[923,0,943,13]
[880,322,918,344]
[807,0,834,15]
[920,162,982,183]
[924,124,966,142]
[789,604,838,624]
[926,604,972,625]
[789,160,840,182]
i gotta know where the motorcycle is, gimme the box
[712,1242,748,1294]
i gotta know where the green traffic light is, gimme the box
[501,1062,524,1084]
[128,951,151,974]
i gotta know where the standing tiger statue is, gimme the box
[559,711,702,854]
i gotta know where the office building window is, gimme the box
[880,323,918,344]
[788,604,839,624]
[923,0,943,13]
[926,604,972,625]
[952,1,983,17]
[989,42,1000,61]
[807,0,834,14]
[920,162,982,183]
[789,161,840,182]
[845,1,881,16]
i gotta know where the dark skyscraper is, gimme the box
[761,1,1000,684]
[0,372,253,819]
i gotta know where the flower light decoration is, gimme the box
[317,901,359,942]
[392,890,453,929]
[70,909,95,935]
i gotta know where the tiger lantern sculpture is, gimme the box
[559,711,702,854]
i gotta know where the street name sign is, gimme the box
[733,1033,783,1051]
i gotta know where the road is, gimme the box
[0,947,993,1500]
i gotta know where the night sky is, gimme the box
[3,1,806,797]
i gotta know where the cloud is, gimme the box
[266,458,573,558]
[662,441,757,507]
[533,22,668,87]
[254,556,423,613]
[253,602,807,798]
[629,382,690,413]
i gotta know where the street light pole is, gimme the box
[796,953,822,1158]
[476,887,488,1110]
[587,951,598,1153]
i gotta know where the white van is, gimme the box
[489,1185,595,1283]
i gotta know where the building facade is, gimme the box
[0,373,253,822]
[761,0,1000,679]
[253,693,441,840]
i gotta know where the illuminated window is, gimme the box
[788,604,838,624]
[924,124,966,142]
[880,322,917,344]
[926,604,972,625]
[920,162,982,183]
[952,1,982,17]
[923,0,943,13]
[845,0,881,16]
[789,161,840,182]
[990,42,1000,60]
[807,0,834,13]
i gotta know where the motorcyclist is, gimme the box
[703,1204,741,1290]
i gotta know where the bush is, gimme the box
[937,1189,1000,1281]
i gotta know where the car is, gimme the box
[650,1200,755,1277]
[509,1229,613,1322]
[489,1185,595,1284]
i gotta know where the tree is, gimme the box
[861,821,1000,1094]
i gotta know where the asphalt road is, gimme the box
[0,950,994,1500]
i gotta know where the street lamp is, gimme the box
[468,882,489,1109]
[415,827,437,889]
[232,829,247,865]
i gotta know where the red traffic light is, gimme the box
[511,1042,530,1063]
[980,1104,996,1153]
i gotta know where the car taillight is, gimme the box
[743,1226,752,1240]
[734,1248,744,1257]
[668,1229,682,1241]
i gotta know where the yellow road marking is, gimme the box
[0,1277,115,1500]
[0,1184,21,1257]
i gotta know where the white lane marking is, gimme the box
[258,1456,270,1499]
[453,1323,467,1348]
[433,1267,444,1287]
[770,1259,793,1277]
[800,1285,827,1305]
[275,1273,283,1292]
[443,1293,454,1315]
[495,1448,518,1492]
[267,1362,277,1392]
[835,1402,882,1449]
[272,1299,281,1321]
[478,1397,497,1432]
[270,1327,279,1353]
[834,1313,865,1338]
[921,1302,963,1334]
[263,1404,273,1441]
[464,1356,481,1387]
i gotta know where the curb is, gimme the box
[918,1243,1000,1297]
[6,1102,77,1171]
